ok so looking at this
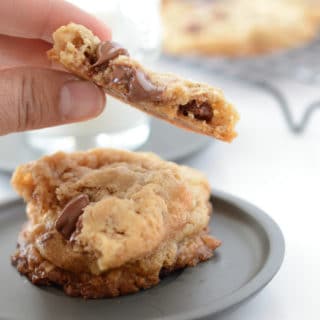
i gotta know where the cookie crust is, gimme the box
[12,223,220,298]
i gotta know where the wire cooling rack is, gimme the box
[166,36,320,133]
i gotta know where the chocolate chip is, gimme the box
[127,69,163,102]
[178,100,213,122]
[92,41,129,68]
[55,194,89,240]
[109,65,164,103]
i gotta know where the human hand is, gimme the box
[0,0,111,135]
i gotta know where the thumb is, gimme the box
[0,67,105,135]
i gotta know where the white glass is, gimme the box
[26,0,161,154]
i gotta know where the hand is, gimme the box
[0,0,111,136]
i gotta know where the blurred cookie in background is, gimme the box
[162,0,320,56]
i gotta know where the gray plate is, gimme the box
[0,118,210,173]
[0,190,285,320]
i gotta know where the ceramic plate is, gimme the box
[0,190,285,320]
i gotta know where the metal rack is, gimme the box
[248,80,320,133]
[168,36,320,134]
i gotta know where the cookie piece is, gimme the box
[162,0,320,56]
[11,149,221,298]
[48,23,238,142]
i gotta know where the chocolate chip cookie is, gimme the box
[11,149,220,298]
[48,23,239,142]
[162,0,320,56]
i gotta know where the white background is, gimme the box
[1,61,320,320]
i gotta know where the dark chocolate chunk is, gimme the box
[179,100,213,122]
[110,65,164,102]
[127,69,163,102]
[92,41,129,68]
[91,41,164,102]
[55,194,90,239]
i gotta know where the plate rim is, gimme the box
[174,189,286,320]
[0,190,285,320]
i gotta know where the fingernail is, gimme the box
[59,80,105,121]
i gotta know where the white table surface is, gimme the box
[0,61,319,320]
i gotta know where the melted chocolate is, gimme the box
[110,65,163,102]
[128,69,163,102]
[92,41,129,68]
[111,65,132,87]
[179,100,213,122]
[92,41,164,102]
[55,194,89,239]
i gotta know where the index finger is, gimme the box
[0,0,111,42]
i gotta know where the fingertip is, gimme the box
[59,80,106,121]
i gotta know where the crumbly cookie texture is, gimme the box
[48,23,238,142]
[162,0,320,56]
[11,149,220,298]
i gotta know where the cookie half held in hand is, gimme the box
[48,23,239,142]
[11,148,221,298]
